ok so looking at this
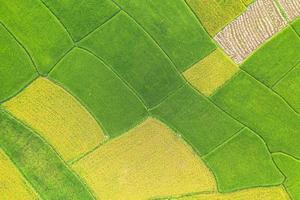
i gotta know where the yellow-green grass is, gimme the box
[0,110,94,199]
[292,18,300,35]
[273,152,300,199]
[72,118,217,199]
[273,63,300,113]
[242,0,254,6]
[49,47,147,137]
[0,23,37,102]
[183,48,239,96]
[214,0,287,64]
[172,186,290,200]
[0,0,73,74]
[78,12,185,108]
[241,26,300,87]
[203,128,284,192]
[186,0,246,36]
[150,85,243,155]
[0,149,38,200]
[3,77,105,161]
[112,0,216,71]
[212,71,300,158]
[40,0,119,41]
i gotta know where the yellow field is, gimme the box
[72,118,216,199]
[0,150,38,200]
[176,186,290,200]
[186,0,246,35]
[3,77,106,161]
[183,49,239,96]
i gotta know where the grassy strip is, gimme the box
[0,109,94,200]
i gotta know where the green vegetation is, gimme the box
[79,12,184,108]
[186,0,246,35]
[292,18,300,35]
[41,0,120,41]
[0,0,73,74]
[273,153,300,199]
[0,110,94,200]
[242,0,254,6]
[241,27,300,87]
[273,63,300,112]
[114,0,216,71]
[49,48,147,137]
[0,23,37,102]
[150,85,243,155]
[1,0,300,199]
[212,71,300,158]
[204,128,284,192]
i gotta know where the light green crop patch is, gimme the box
[0,0,73,74]
[150,85,243,155]
[0,23,37,102]
[49,48,147,137]
[273,63,300,113]
[212,71,300,158]
[203,128,284,192]
[41,0,120,42]
[273,153,300,200]
[186,0,246,36]
[78,12,184,108]
[113,0,216,71]
[241,26,300,87]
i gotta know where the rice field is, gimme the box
[0,0,299,199]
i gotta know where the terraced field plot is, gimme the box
[0,0,299,199]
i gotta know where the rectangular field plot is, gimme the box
[214,0,287,63]
[184,48,239,96]
[0,0,73,74]
[114,0,216,71]
[0,150,38,200]
[203,128,283,192]
[72,118,216,199]
[0,23,37,102]
[274,63,300,113]
[4,77,106,161]
[41,0,119,41]
[49,47,147,137]
[78,12,184,108]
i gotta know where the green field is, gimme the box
[0,0,299,199]
[0,23,37,102]
[49,47,147,137]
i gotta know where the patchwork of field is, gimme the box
[0,0,299,199]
